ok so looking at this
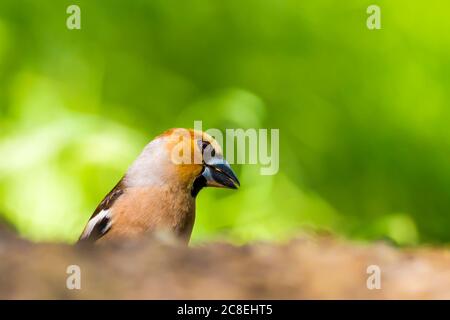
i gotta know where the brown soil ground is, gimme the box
[0,228,449,299]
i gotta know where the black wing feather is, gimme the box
[78,178,125,243]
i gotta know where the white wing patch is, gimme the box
[80,209,112,240]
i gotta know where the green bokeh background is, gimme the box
[0,1,449,245]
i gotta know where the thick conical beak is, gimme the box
[202,158,240,189]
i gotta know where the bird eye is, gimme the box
[198,140,216,158]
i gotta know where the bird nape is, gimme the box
[78,128,240,245]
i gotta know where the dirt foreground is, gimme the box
[0,229,449,299]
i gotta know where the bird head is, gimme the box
[125,128,240,197]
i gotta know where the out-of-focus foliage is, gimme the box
[0,1,449,245]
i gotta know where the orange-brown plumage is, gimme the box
[98,185,195,243]
[78,128,239,245]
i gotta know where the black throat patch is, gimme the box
[191,175,207,197]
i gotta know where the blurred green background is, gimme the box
[0,0,449,245]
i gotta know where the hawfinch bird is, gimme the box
[78,128,239,244]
